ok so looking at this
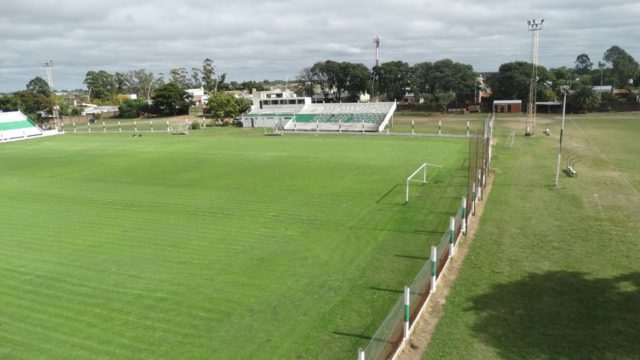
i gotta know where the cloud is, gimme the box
[0,0,638,91]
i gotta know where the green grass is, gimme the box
[424,112,640,359]
[0,128,469,359]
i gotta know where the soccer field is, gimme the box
[0,128,469,359]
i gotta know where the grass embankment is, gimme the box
[424,113,640,359]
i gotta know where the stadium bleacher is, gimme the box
[284,102,395,132]
[0,111,44,141]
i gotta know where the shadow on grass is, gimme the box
[369,286,404,294]
[332,331,372,340]
[471,271,640,359]
[376,184,403,205]
[394,254,429,261]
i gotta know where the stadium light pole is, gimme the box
[526,19,544,136]
[554,85,568,187]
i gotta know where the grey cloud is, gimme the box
[0,0,639,91]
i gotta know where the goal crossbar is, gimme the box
[405,162,443,202]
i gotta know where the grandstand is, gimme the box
[0,111,45,142]
[241,89,396,132]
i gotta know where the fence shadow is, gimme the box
[470,271,640,359]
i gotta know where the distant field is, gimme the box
[424,112,640,359]
[0,128,469,359]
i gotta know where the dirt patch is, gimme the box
[395,171,496,360]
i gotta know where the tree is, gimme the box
[297,67,316,97]
[191,68,202,88]
[84,70,116,101]
[129,69,163,101]
[568,84,600,112]
[236,97,251,114]
[487,61,553,102]
[412,59,477,108]
[575,54,593,75]
[170,68,191,89]
[151,82,193,116]
[114,72,130,94]
[202,58,217,93]
[602,45,640,88]
[342,62,371,101]
[26,77,51,97]
[0,94,23,111]
[206,92,240,122]
[14,91,51,120]
[118,99,150,118]
[374,61,412,101]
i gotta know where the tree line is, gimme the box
[489,45,640,112]
[1,45,637,121]
[295,58,477,111]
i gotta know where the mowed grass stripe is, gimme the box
[0,129,468,359]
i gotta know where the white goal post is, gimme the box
[405,162,443,202]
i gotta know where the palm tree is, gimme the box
[568,84,601,113]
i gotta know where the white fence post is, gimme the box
[103,121,106,133]
[88,121,91,133]
[472,181,477,216]
[438,120,442,135]
[358,348,365,360]
[166,121,170,133]
[73,122,76,134]
[461,196,467,235]
[134,120,137,134]
[118,121,122,132]
[411,119,415,135]
[404,286,410,339]
[466,121,470,136]
[150,120,154,133]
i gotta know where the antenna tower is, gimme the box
[373,35,381,67]
[526,19,543,136]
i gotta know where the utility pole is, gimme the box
[555,85,568,187]
[526,19,544,136]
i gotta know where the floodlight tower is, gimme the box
[526,19,544,136]
[42,60,54,89]
[374,34,381,67]
[42,60,60,127]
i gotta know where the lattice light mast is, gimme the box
[42,60,59,126]
[374,34,381,67]
[42,60,54,89]
[526,19,544,136]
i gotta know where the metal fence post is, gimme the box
[431,246,437,293]
[358,348,365,360]
[449,216,456,258]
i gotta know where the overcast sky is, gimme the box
[1,0,639,92]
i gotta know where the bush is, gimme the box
[191,121,201,130]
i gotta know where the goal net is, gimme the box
[169,122,190,135]
[405,163,442,203]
